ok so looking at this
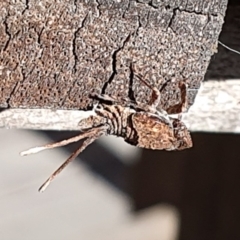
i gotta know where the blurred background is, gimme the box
[1,128,240,240]
[1,1,240,240]
[1,129,180,240]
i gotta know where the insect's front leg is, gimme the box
[134,74,161,110]
[166,81,189,114]
[78,105,106,130]
[78,114,104,130]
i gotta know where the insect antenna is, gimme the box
[20,126,107,192]
[38,130,104,192]
[20,128,103,156]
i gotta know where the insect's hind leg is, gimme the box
[91,92,142,111]
[90,93,118,103]
[90,74,163,115]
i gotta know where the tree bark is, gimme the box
[0,0,227,115]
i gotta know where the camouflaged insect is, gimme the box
[21,74,192,192]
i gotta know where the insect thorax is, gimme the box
[95,104,138,143]
[79,101,192,151]
[95,104,177,149]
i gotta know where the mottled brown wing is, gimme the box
[131,112,175,150]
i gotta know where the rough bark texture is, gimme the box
[0,0,227,114]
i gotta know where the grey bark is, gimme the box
[0,0,227,115]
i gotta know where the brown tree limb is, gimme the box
[0,0,227,114]
[1,80,239,133]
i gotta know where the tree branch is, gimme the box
[1,80,239,133]
[0,0,227,113]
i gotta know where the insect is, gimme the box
[20,74,192,192]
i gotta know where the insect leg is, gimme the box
[131,62,169,110]
[91,92,145,114]
[166,81,188,114]
[38,128,106,192]
[178,81,188,112]
[135,74,161,109]
[90,93,119,103]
